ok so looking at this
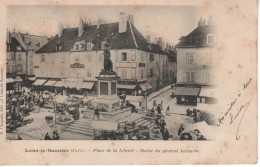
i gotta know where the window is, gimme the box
[131,68,136,79]
[115,51,118,61]
[121,52,127,61]
[186,71,195,82]
[140,53,144,61]
[111,82,116,95]
[41,55,45,62]
[87,55,91,62]
[100,82,108,95]
[18,54,21,61]
[7,45,10,51]
[56,44,63,51]
[122,68,127,79]
[16,46,22,51]
[150,68,153,76]
[76,45,79,50]
[207,35,214,44]
[150,54,154,61]
[101,41,109,50]
[17,64,22,72]
[87,42,92,50]
[131,50,136,61]
[87,69,92,77]
[186,53,194,64]
[140,69,144,79]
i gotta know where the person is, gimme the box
[151,107,155,115]
[196,110,201,122]
[166,106,170,116]
[94,108,100,121]
[17,135,22,140]
[160,119,166,134]
[163,128,170,140]
[160,100,164,110]
[171,83,174,90]
[123,127,129,140]
[156,105,161,115]
[186,108,191,116]
[44,133,51,140]
[178,124,185,136]
[52,131,60,140]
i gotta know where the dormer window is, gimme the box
[72,41,85,51]
[101,41,109,50]
[7,45,10,51]
[36,42,40,47]
[87,42,93,51]
[56,44,63,51]
[16,46,22,51]
[41,55,45,62]
[207,33,215,44]
[26,41,31,46]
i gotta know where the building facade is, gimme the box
[6,31,49,77]
[175,16,217,105]
[34,13,175,95]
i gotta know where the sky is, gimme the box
[7,5,207,46]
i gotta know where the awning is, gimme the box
[139,83,152,91]
[53,81,64,87]
[32,79,47,86]
[82,82,94,89]
[14,76,22,82]
[91,121,119,131]
[44,80,58,86]
[199,88,216,98]
[6,78,14,84]
[28,77,36,81]
[117,84,136,90]
[126,95,145,102]
[175,87,200,96]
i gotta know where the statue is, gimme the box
[103,46,113,72]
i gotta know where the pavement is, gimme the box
[147,86,197,140]
[7,85,199,140]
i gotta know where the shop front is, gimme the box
[175,87,200,105]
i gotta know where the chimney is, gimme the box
[198,17,206,27]
[165,43,170,53]
[157,37,163,48]
[78,18,84,37]
[207,15,215,25]
[119,12,128,33]
[127,14,134,25]
[97,18,107,29]
[6,31,11,43]
[58,22,63,38]
[145,34,150,43]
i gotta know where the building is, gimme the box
[175,15,217,105]
[34,12,175,95]
[6,31,49,78]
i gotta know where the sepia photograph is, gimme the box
[0,0,257,165]
[6,5,217,140]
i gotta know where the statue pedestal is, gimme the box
[83,70,132,121]
[95,94,120,112]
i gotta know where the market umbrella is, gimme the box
[181,121,216,140]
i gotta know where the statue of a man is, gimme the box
[104,48,113,72]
